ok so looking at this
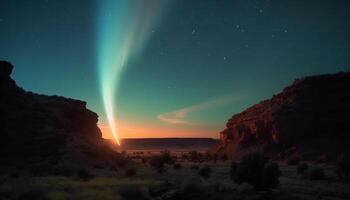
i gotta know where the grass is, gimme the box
[2,154,350,199]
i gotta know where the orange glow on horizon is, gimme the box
[98,121,218,140]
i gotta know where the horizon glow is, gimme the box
[97,0,167,145]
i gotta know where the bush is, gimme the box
[190,165,199,170]
[262,162,281,188]
[336,155,350,180]
[149,156,165,173]
[118,186,149,200]
[198,165,212,178]
[173,163,182,170]
[188,151,203,162]
[113,153,129,167]
[125,168,137,177]
[77,169,94,181]
[309,167,325,180]
[287,155,300,166]
[297,163,309,174]
[160,151,175,164]
[230,152,281,190]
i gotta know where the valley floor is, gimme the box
[1,153,350,200]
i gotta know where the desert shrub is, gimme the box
[287,155,300,166]
[77,169,94,181]
[309,167,325,180]
[297,163,309,174]
[198,165,212,178]
[118,186,149,200]
[124,168,137,177]
[149,156,165,173]
[188,151,203,162]
[230,152,281,190]
[173,163,182,170]
[181,153,189,161]
[113,153,129,167]
[336,154,350,180]
[190,164,199,170]
[262,162,281,188]
[160,151,175,164]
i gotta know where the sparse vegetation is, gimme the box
[149,155,165,173]
[188,150,203,162]
[263,162,282,188]
[2,150,350,199]
[230,152,281,189]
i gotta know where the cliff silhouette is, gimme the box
[0,61,117,169]
[215,71,350,160]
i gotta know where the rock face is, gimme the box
[215,72,350,160]
[0,61,116,168]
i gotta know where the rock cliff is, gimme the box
[0,61,116,168]
[215,72,350,160]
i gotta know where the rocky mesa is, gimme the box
[215,71,350,160]
[0,61,116,168]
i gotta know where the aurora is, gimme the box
[97,0,167,145]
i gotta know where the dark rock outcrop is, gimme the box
[215,72,350,160]
[0,61,116,168]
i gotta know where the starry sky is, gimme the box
[1,0,350,140]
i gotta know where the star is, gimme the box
[191,29,196,35]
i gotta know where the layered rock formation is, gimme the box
[0,61,116,168]
[215,72,350,160]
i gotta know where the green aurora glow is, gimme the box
[97,0,167,144]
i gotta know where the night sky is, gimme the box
[1,0,350,140]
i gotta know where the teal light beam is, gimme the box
[97,0,167,145]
